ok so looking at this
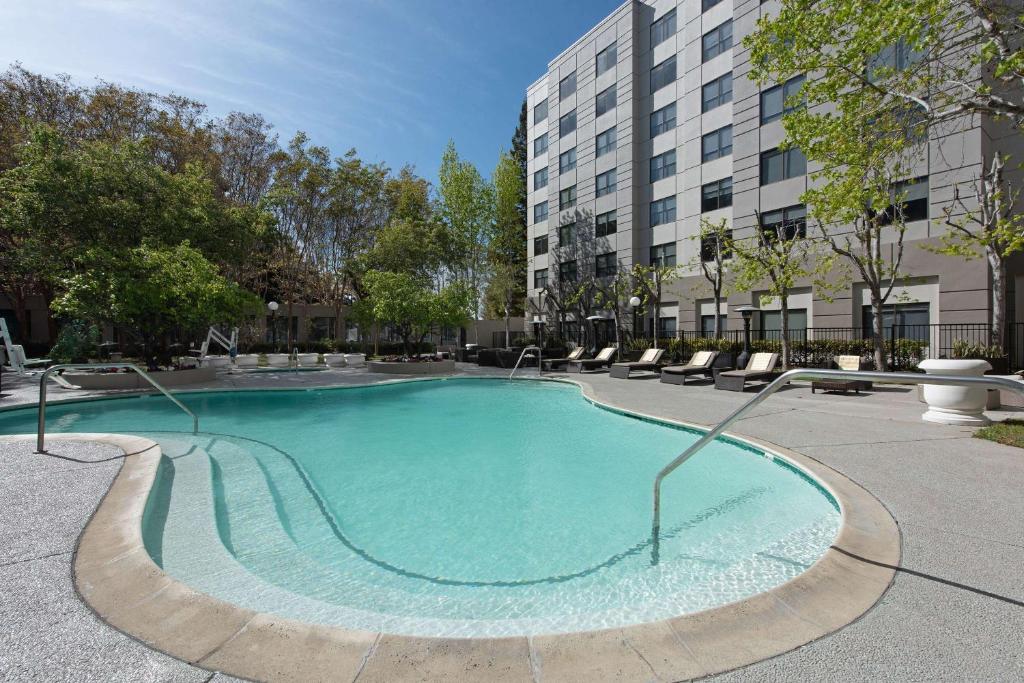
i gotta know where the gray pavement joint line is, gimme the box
[899,522,1024,550]
[622,633,661,681]
[193,613,258,667]
[829,545,1024,607]
[350,631,382,683]
[0,549,72,569]
[526,635,543,683]
[792,435,976,449]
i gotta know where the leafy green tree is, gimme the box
[592,263,634,353]
[52,243,261,366]
[362,270,470,357]
[511,99,528,233]
[691,218,732,339]
[631,263,680,349]
[485,150,527,342]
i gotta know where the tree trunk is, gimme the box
[504,303,510,349]
[869,290,888,372]
[990,248,1006,349]
[780,296,791,370]
[712,279,722,339]
[286,301,294,350]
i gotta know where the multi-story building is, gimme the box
[526,0,1024,345]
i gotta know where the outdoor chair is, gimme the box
[811,355,872,394]
[714,353,780,392]
[609,348,666,379]
[542,345,585,371]
[0,319,50,375]
[567,346,617,373]
[659,350,719,385]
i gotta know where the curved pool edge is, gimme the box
[8,378,900,682]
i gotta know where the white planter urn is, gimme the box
[205,356,231,369]
[324,353,346,367]
[266,353,290,367]
[297,352,319,367]
[918,358,992,426]
[234,354,258,368]
[344,353,366,367]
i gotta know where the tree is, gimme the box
[692,217,732,339]
[592,263,634,354]
[486,150,527,345]
[631,263,680,349]
[932,154,1024,347]
[362,271,470,357]
[728,214,822,369]
[213,111,282,206]
[511,99,528,232]
[51,243,261,366]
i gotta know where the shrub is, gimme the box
[48,321,100,363]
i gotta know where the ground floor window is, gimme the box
[309,316,336,341]
[265,315,298,344]
[650,316,677,338]
[758,309,807,340]
[700,314,728,336]
[862,303,930,340]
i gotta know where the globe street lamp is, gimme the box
[267,301,279,352]
[734,305,760,369]
[629,296,642,341]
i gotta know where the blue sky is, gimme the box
[0,0,623,182]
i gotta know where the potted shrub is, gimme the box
[918,356,992,425]
[297,352,319,367]
[234,354,259,368]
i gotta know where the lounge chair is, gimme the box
[567,346,617,373]
[542,345,585,371]
[0,318,50,375]
[659,350,719,385]
[812,355,872,394]
[609,348,666,379]
[714,353,779,392]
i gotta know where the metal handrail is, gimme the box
[650,368,1024,563]
[509,345,543,380]
[37,363,199,453]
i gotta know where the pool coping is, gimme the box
[7,377,900,682]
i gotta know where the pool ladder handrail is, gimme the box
[651,368,1024,564]
[36,363,199,453]
[509,345,543,380]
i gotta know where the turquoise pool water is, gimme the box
[0,378,840,636]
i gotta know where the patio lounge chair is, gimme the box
[542,345,586,371]
[812,355,872,394]
[567,346,617,373]
[659,350,719,385]
[0,318,50,375]
[714,352,779,392]
[609,348,666,379]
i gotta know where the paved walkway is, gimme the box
[1,365,1023,681]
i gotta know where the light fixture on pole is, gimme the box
[629,296,642,340]
[734,305,760,369]
[267,301,279,352]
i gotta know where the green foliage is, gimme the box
[48,320,100,363]
[486,150,526,318]
[952,339,1005,359]
[361,271,471,356]
[974,420,1024,449]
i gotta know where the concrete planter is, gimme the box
[918,358,992,426]
[204,356,231,369]
[63,366,216,389]
[266,353,290,368]
[297,353,320,367]
[367,359,456,375]
[343,353,366,368]
[324,353,346,367]
[234,354,259,368]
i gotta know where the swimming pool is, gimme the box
[0,378,841,637]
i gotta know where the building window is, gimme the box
[650,196,677,226]
[596,126,617,157]
[651,8,677,47]
[761,75,805,124]
[701,177,733,212]
[533,167,548,191]
[559,71,576,100]
[596,42,617,76]
[559,147,576,173]
[702,19,733,62]
[650,242,676,267]
[760,204,807,240]
[650,150,676,182]
[533,99,547,124]
[596,210,617,237]
[559,260,577,283]
[559,110,577,137]
[596,169,617,197]
[880,176,929,224]
[656,316,677,337]
[759,309,807,338]
[651,55,677,93]
[702,0,724,10]
[701,314,728,335]
[596,84,616,117]
[533,201,548,223]
[701,125,732,161]
[533,133,548,157]
[559,185,577,210]
[869,39,925,80]
[533,234,548,255]
[558,221,575,245]
[310,317,337,341]
[596,252,617,277]
[760,147,807,184]
[534,268,548,289]
[862,302,930,341]
[701,72,733,113]
[650,103,677,138]
[700,229,733,261]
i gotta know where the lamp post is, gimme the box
[735,305,759,369]
[267,301,279,353]
[629,296,642,342]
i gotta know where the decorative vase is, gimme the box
[234,354,258,368]
[297,352,319,367]
[266,353,290,367]
[324,353,346,367]
[343,353,366,368]
[918,358,992,426]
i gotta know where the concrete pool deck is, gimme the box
[1,365,1023,680]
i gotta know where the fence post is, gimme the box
[889,323,896,371]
